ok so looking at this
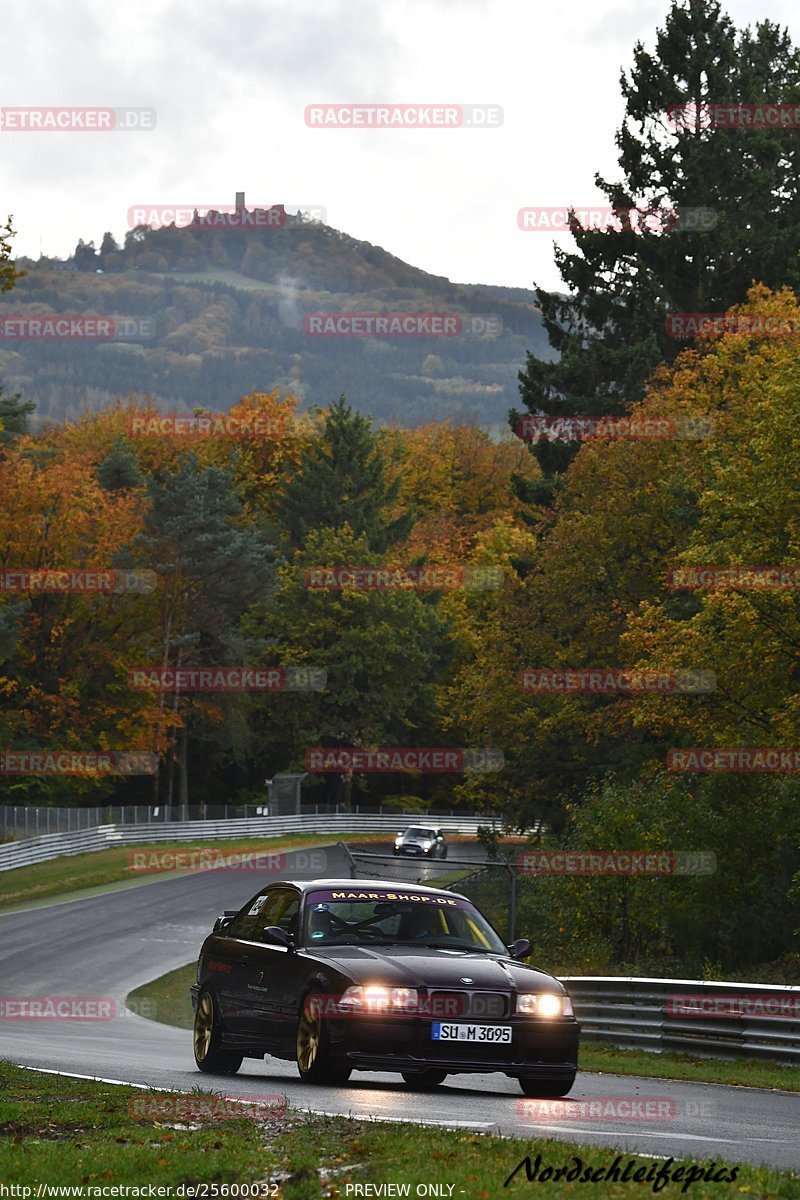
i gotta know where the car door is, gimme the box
[234,887,303,1046]
[209,891,271,1029]
[258,889,306,1047]
[221,888,287,1038]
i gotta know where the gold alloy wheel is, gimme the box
[194,991,214,1062]
[296,1006,321,1073]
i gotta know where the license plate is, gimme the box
[432,1022,512,1043]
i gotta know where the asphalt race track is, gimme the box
[1,843,798,1172]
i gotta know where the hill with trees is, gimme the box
[1,211,549,429]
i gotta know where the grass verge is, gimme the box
[0,1062,796,1196]
[128,962,196,1029]
[0,834,388,913]
[129,965,800,1093]
[577,1042,799,1092]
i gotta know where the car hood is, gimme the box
[307,944,565,993]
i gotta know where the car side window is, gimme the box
[226,889,280,941]
[224,888,300,942]
[256,890,287,931]
[258,890,300,938]
[274,894,301,938]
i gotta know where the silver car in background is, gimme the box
[393,825,448,858]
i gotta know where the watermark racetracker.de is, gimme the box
[516,850,716,876]
[0,751,157,775]
[0,107,156,131]
[0,569,155,593]
[0,996,116,1019]
[519,668,716,694]
[514,414,712,442]
[128,666,327,692]
[666,313,800,338]
[667,748,800,773]
[128,1093,287,1121]
[666,566,800,590]
[127,414,285,438]
[667,101,800,129]
[303,313,502,337]
[517,206,717,233]
[127,204,327,231]
[304,103,502,128]
[303,747,504,773]
[304,565,502,591]
[0,316,155,340]
[128,847,330,875]
[667,993,800,1017]
[516,1096,716,1123]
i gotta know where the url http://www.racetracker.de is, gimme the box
[0,1186,282,1198]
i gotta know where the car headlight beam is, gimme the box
[516,992,572,1018]
[338,985,419,1014]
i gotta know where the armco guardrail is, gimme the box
[561,976,800,1065]
[0,813,491,873]
[0,802,470,837]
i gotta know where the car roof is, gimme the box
[264,878,465,900]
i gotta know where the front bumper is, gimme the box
[326,1015,579,1077]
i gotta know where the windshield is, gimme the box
[303,887,507,954]
[404,827,436,839]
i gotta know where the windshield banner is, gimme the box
[308,888,464,907]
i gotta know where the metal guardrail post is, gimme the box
[507,860,516,942]
[337,840,358,877]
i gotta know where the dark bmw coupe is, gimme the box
[190,878,579,1096]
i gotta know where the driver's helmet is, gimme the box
[398,908,433,940]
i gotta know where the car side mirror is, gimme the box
[262,925,294,950]
[508,938,532,960]
[213,910,238,933]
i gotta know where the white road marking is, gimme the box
[516,1123,787,1145]
[300,1106,499,1132]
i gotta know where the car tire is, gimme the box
[296,996,352,1085]
[440,846,448,859]
[518,1076,575,1098]
[193,989,243,1075]
[401,1069,448,1089]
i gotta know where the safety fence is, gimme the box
[561,976,800,1065]
[339,846,518,939]
[0,812,491,873]
[0,802,471,839]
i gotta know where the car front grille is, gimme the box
[428,990,510,1019]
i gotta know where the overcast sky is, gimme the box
[2,0,797,292]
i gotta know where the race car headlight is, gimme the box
[421,840,432,849]
[338,985,418,1014]
[516,993,572,1018]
